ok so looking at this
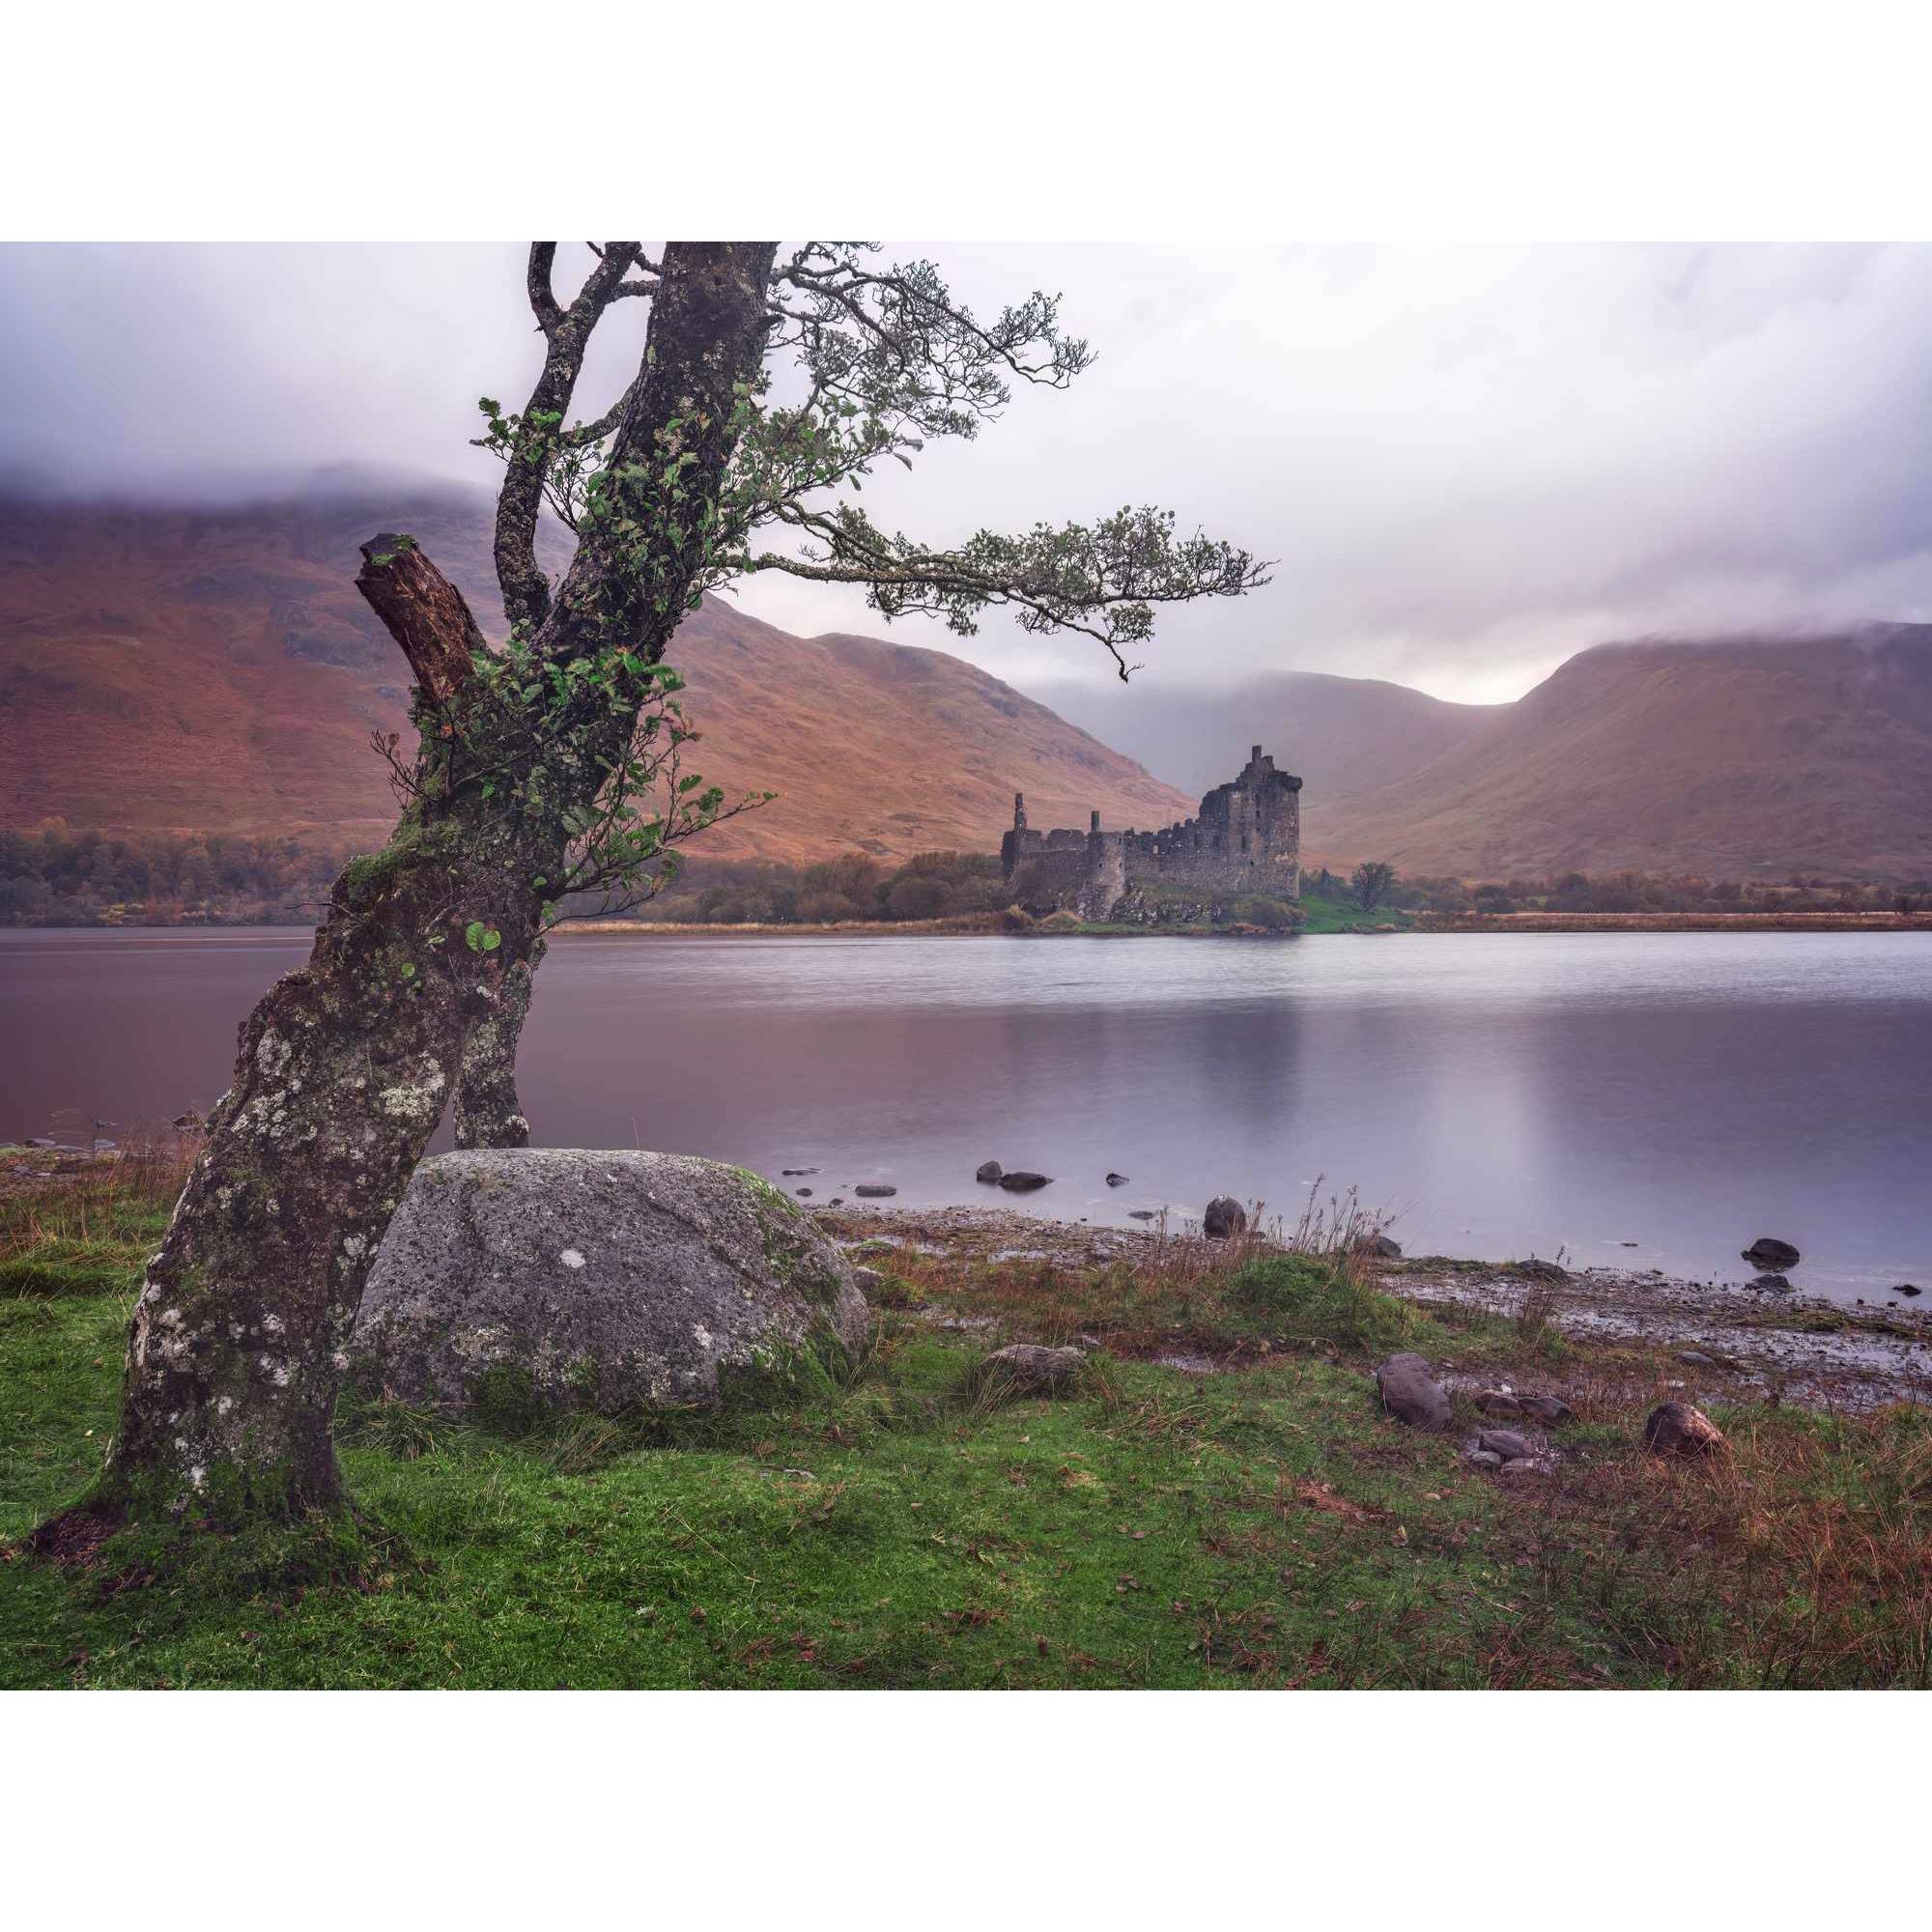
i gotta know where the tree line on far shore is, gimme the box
[0,821,350,925]
[4,819,1925,927]
[1322,867,1930,918]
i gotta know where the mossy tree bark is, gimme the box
[85,243,779,1525]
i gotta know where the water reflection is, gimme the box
[2,927,1926,1301]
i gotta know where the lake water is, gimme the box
[2,927,1927,1303]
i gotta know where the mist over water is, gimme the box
[3,928,1926,1305]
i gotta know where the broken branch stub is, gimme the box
[355,533,486,705]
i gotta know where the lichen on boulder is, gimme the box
[352,1150,869,1416]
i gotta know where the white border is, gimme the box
[4,2,1925,1920]
[6,3,1932,240]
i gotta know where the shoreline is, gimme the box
[9,1154,1932,1686]
[1414,910,1932,933]
[18,1151,1921,1412]
[7,911,1927,938]
[814,1203,1932,1413]
[554,911,1932,937]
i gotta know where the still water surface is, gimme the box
[3,928,1926,1302]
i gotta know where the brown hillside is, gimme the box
[1309,629,1932,882]
[0,489,1192,863]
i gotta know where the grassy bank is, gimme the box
[3,1160,1928,1688]
[1292,893,1414,934]
[1416,910,1932,933]
[567,891,1414,940]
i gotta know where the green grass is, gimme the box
[1293,893,1416,935]
[5,1198,1930,1689]
[0,1292,1586,1688]
[1068,895,1415,936]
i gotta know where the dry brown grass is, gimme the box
[1476,1399,1932,1688]
[1,1133,198,1293]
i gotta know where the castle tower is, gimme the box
[1090,809,1100,834]
[1013,791,1028,835]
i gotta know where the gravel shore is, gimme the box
[816,1203,1932,1413]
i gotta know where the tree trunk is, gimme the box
[453,952,535,1149]
[71,243,780,1531]
[100,821,548,1521]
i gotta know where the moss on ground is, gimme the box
[4,1193,1929,1689]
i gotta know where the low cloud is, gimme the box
[6,241,1932,702]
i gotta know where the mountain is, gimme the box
[1023,669,1504,803]
[0,487,1193,863]
[8,487,1930,883]
[1306,629,1932,882]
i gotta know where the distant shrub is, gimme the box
[1230,894,1301,930]
[884,875,948,921]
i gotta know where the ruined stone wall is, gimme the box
[1001,825,1089,909]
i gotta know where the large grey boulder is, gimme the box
[354,1150,868,1415]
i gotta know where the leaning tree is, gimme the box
[66,242,1268,1534]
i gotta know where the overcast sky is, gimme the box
[5,241,1932,704]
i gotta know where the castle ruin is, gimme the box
[1000,746,1302,921]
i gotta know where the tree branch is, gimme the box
[355,534,487,705]
[744,502,1271,681]
[489,242,646,633]
[526,243,564,337]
